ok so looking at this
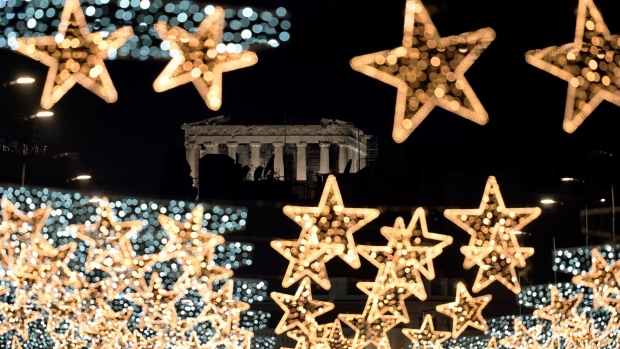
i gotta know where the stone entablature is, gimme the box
[182,119,371,188]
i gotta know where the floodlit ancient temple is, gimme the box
[182,117,373,188]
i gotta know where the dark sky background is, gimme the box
[2,0,620,302]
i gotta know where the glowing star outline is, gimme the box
[339,312,399,349]
[525,0,620,133]
[402,313,450,348]
[271,227,337,290]
[283,174,380,269]
[572,248,620,309]
[463,226,534,294]
[152,6,258,111]
[377,207,453,280]
[157,206,232,289]
[555,316,613,349]
[443,176,541,269]
[349,0,495,143]
[435,281,491,338]
[533,285,583,326]
[271,277,335,337]
[498,318,542,349]
[49,322,89,349]
[485,337,498,349]
[13,0,132,109]
[124,272,185,328]
[0,289,43,340]
[324,319,353,349]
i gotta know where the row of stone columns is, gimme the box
[195,141,365,181]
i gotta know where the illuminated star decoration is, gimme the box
[402,314,450,349]
[339,312,399,349]
[498,318,542,349]
[13,0,132,109]
[153,6,258,111]
[532,285,583,327]
[271,227,336,290]
[443,176,542,270]
[0,289,42,340]
[554,313,613,349]
[356,267,418,324]
[271,277,335,338]
[525,0,620,133]
[435,281,492,338]
[349,0,495,143]
[283,174,380,269]
[73,197,144,299]
[572,248,620,309]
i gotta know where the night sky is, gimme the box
[2,0,620,292]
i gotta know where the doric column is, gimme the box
[338,142,349,173]
[206,142,219,154]
[319,142,330,174]
[273,142,285,180]
[349,147,359,173]
[250,142,261,173]
[296,142,307,181]
[227,142,238,161]
[185,143,200,188]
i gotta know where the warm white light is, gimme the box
[35,111,54,118]
[75,175,91,180]
[561,177,576,182]
[601,198,606,202]
[541,199,556,204]
[511,231,523,235]
[89,196,101,203]
[16,77,35,84]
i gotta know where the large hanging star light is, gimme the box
[444,176,541,270]
[349,0,495,143]
[12,0,132,109]
[435,281,491,338]
[572,248,620,309]
[153,6,258,110]
[283,174,380,269]
[526,0,620,133]
[402,314,450,349]
[271,277,335,337]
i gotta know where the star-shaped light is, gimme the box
[153,6,258,110]
[73,198,144,299]
[283,174,380,269]
[10,242,77,288]
[498,318,542,349]
[271,277,335,337]
[572,248,620,309]
[554,315,612,349]
[349,0,495,143]
[526,0,620,133]
[158,206,231,289]
[271,227,336,290]
[533,285,583,327]
[324,319,353,349]
[444,176,541,269]
[0,288,43,340]
[49,323,89,349]
[81,305,135,348]
[435,281,491,338]
[13,0,132,108]
[486,337,498,349]
[124,272,184,328]
[339,312,399,349]
[462,226,534,294]
[402,314,450,349]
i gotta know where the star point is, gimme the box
[402,313,450,348]
[435,281,492,338]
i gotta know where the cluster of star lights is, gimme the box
[0,185,275,349]
[271,174,501,349]
[7,0,287,110]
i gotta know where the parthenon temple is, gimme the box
[182,118,372,187]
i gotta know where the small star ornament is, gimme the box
[13,0,132,108]
[533,285,583,326]
[153,6,258,110]
[572,248,620,309]
[402,314,450,349]
[350,0,495,143]
[526,0,620,133]
[435,282,491,338]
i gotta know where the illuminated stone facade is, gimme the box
[182,119,371,187]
